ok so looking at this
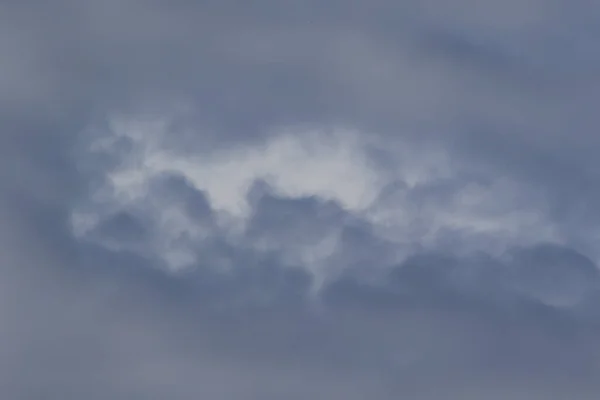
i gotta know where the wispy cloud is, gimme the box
[2,0,600,398]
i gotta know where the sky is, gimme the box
[2,0,600,398]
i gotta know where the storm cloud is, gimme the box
[2,0,600,398]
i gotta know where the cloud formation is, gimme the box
[2,0,600,398]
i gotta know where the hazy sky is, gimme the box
[2,1,600,398]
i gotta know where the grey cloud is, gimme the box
[3,184,600,399]
[6,253,600,399]
[4,207,600,399]
[3,0,600,398]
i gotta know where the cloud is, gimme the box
[72,113,561,275]
[2,0,600,398]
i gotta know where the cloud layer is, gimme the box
[3,0,600,398]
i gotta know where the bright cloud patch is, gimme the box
[103,116,384,215]
[71,112,561,276]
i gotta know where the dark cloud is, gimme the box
[3,0,600,398]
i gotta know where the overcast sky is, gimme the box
[2,0,600,398]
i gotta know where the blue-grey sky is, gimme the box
[2,0,600,398]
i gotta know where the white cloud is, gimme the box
[71,112,562,275]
